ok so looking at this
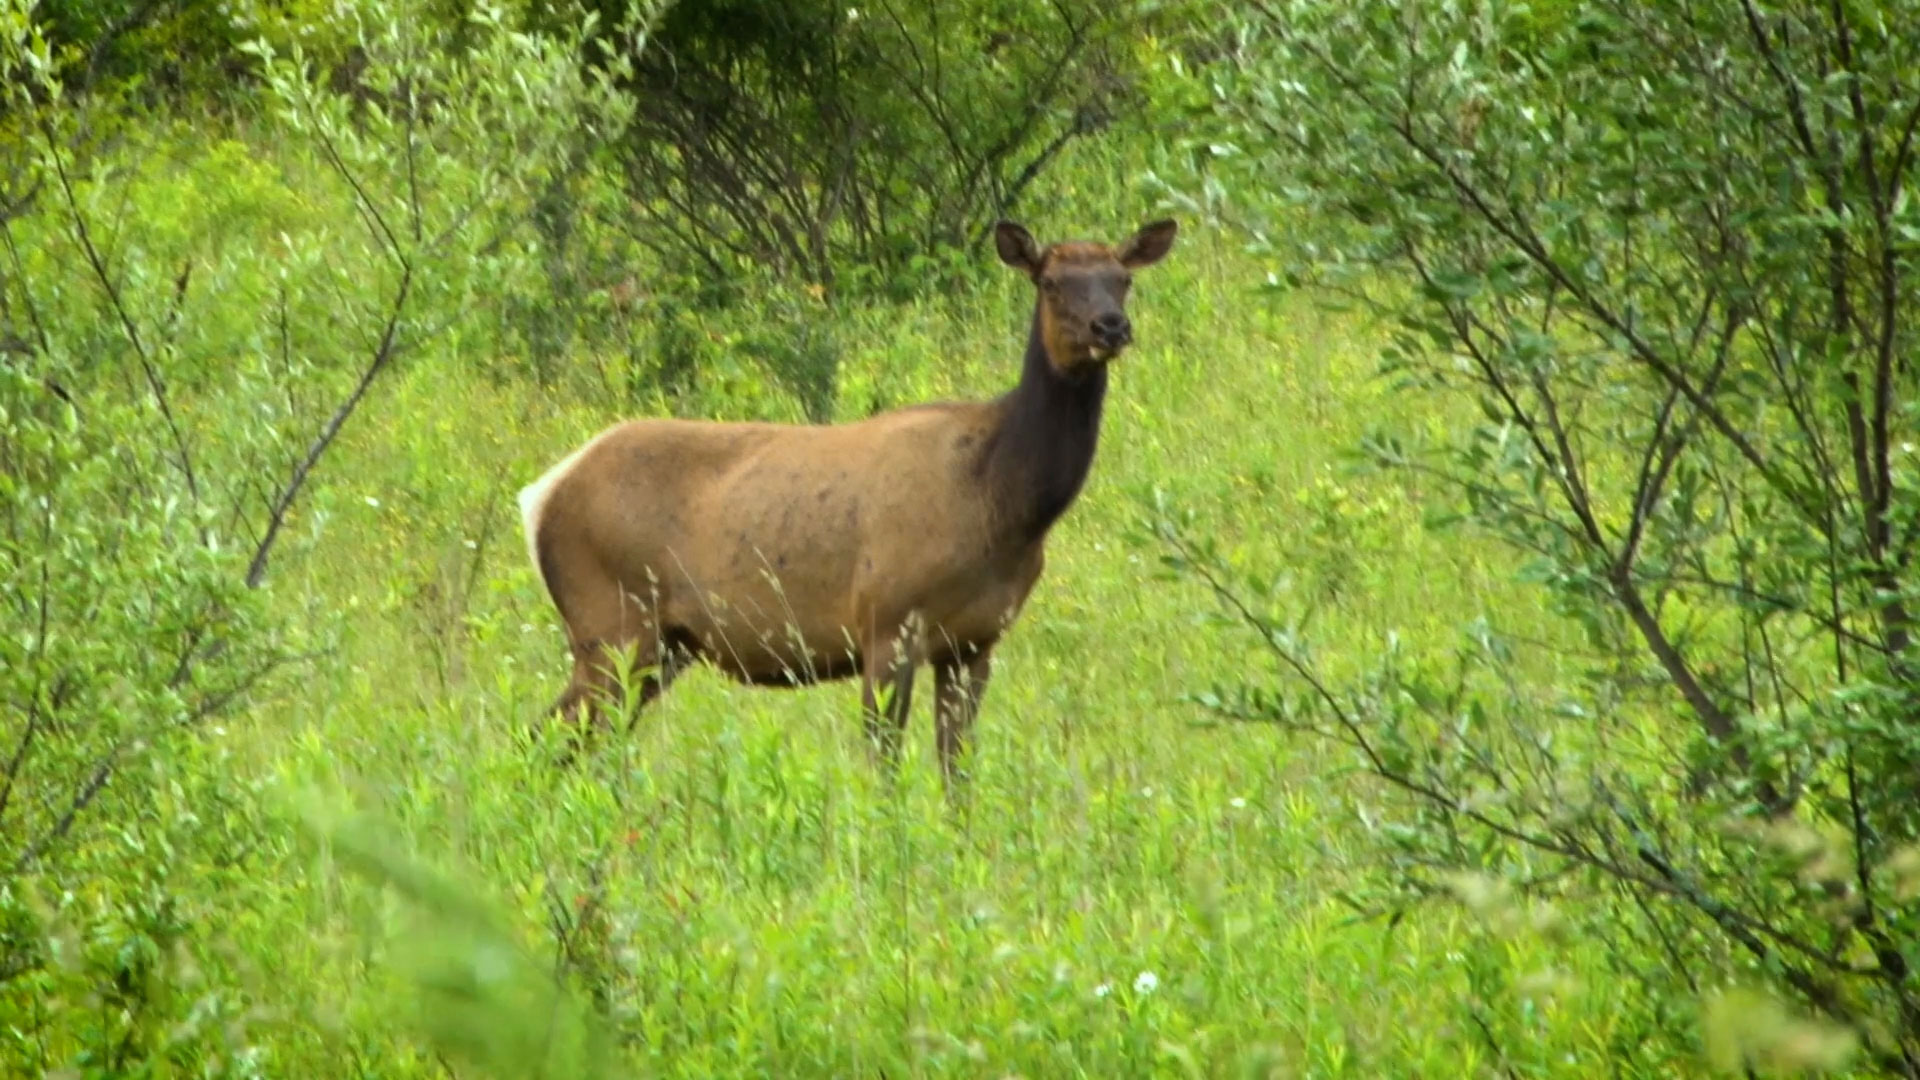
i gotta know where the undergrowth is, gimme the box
[4,33,1689,1078]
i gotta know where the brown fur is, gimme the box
[518,219,1177,789]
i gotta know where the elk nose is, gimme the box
[1091,312,1131,346]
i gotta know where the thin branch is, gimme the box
[0,503,55,829]
[9,654,300,875]
[0,214,54,363]
[43,120,201,505]
[1621,309,1738,575]
[246,264,413,588]
[312,120,405,267]
[1269,28,1829,530]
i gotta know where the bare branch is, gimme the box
[246,265,413,589]
[43,120,201,505]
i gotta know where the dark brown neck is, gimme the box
[977,305,1108,544]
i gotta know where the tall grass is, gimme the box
[8,126,1674,1076]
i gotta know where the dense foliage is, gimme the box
[8,0,1920,1075]
[1159,0,1920,1072]
[603,0,1137,293]
[3,3,632,1070]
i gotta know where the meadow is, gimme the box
[16,1,1907,1074]
[255,224,1605,1079]
[0,121,1639,1075]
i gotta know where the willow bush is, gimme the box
[1153,1,1920,1072]
[0,2,631,1069]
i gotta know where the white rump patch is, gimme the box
[517,432,605,582]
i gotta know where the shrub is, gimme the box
[1156,0,1920,1072]
[567,0,1141,296]
[0,0,632,1068]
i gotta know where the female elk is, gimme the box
[518,218,1177,788]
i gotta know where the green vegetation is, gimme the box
[4,0,1917,1076]
[1158,3,1920,1074]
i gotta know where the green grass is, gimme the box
[4,127,1677,1076]
[163,223,1643,1076]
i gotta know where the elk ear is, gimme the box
[1116,219,1177,269]
[995,221,1043,275]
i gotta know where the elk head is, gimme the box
[994,218,1178,376]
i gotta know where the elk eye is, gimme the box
[1041,277,1061,293]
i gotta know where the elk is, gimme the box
[517,218,1177,788]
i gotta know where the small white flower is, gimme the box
[1092,982,1112,999]
[520,623,533,633]
[846,6,859,19]
[1134,970,1159,994]
[363,495,381,508]
[464,539,478,550]
[1141,785,1154,798]
[1230,796,1247,810]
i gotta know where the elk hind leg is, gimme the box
[543,580,672,743]
[556,638,670,733]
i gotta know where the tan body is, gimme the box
[522,403,1043,685]
[519,219,1177,788]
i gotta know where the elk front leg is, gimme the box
[861,620,919,772]
[933,644,994,797]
